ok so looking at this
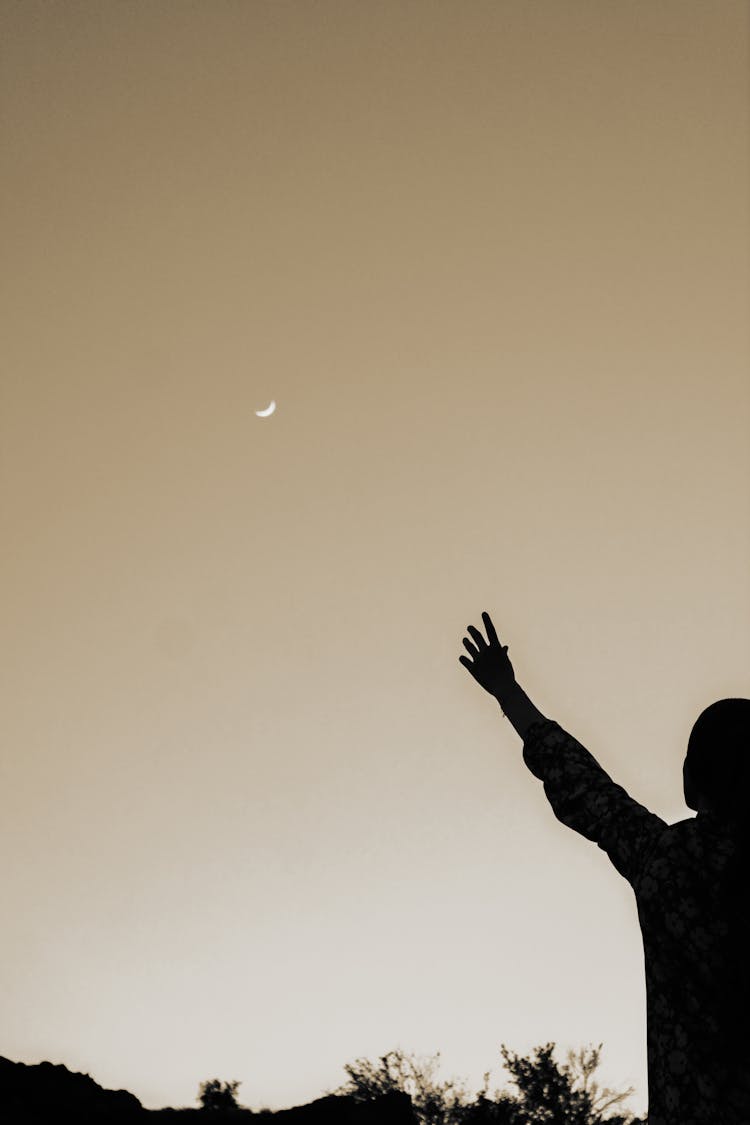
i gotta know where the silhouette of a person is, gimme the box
[460,611,750,1125]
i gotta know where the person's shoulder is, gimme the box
[655,812,734,862]
[667,814,698,832]
[668,811,733,836]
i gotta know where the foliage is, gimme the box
[332,1047,472,1124]
[564,1045,644,1124]
[332,1044,646,1125]
[198,1078,242,1111]
[498,1042,644,1124]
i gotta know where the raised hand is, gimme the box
[459,611,515,698]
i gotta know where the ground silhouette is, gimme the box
[0,1056,143,1121]
[0,1058,414,1124]
[149,1091,415,1123]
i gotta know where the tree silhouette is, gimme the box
[198,1078,242,1111]
[333,1047,471,1124]
[333,1045,645,1125]
[498,1043,645,1125]
[564,1045,640,1123]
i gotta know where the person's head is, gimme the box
[683,698,750,814]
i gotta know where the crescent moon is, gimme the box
[255,401,276,417]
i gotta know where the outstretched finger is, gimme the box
[467,625,486,649]
[482,611,500,647]
[462,637,479,657]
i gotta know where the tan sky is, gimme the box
[2,0,749,1114]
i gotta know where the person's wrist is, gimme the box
[493,678,519,707]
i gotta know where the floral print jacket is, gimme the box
[523,719,750,1125]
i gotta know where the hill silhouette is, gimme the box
[0,1056,143,1122]
[0,1057,415,1123]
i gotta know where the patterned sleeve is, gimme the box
[522,718,668,889]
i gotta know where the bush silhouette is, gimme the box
[332,1044,645,1125]
[332,1047,470,1124]
[198,1079,242,1111]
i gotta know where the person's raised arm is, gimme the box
[458,611,547,739]
[459,610,668,888]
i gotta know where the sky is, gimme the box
[2,0,749,1115]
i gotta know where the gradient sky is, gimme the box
[2,0,749,1115]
